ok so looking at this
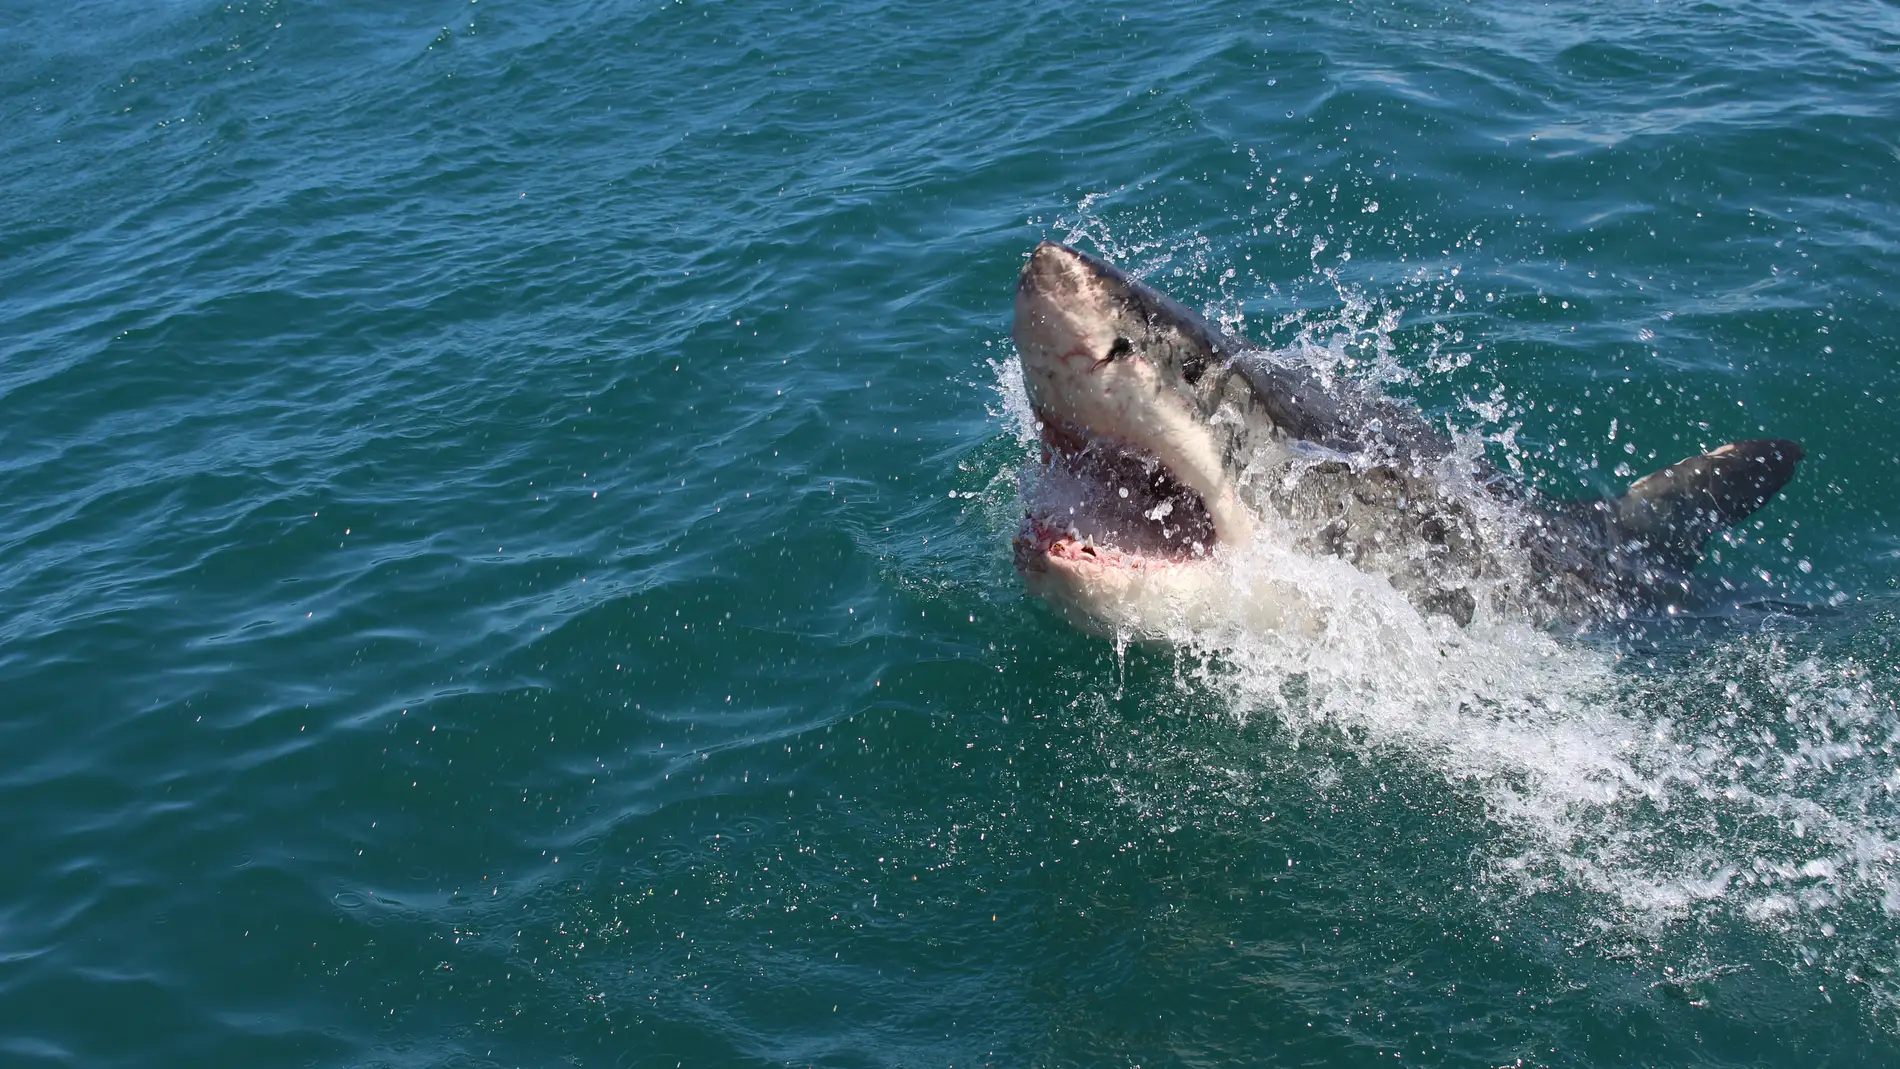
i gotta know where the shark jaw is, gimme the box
[1009,241,1257,636]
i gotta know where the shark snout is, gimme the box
[1018,241,1089,305]
[1014,242,1131,370]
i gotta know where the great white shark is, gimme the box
[1010,241,1803,637]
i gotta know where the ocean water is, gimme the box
[3,0,1899,1065]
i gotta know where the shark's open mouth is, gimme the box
[1016,407,1218,572]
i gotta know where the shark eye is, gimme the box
[1179,346,1211,384]
[1106,336,1133,361]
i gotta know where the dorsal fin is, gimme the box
[1606,438,1803,572]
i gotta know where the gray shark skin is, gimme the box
[1010,241,1802,637]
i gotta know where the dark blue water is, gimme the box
[3,1,1899,1065]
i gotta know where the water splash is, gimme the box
[998,194,1900,1025]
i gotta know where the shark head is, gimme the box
[1010,241,1263,634]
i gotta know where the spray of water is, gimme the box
[990,181,1900,1023]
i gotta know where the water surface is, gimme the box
[3,1,1899,1065]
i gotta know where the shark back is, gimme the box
[1228,350,1457,462]
[1226,355,1804,623]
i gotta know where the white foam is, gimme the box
[1046,434,1900,1016]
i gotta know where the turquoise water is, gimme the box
[3,0,1899,1064]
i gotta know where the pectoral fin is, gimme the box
[1607,438,1804,572]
